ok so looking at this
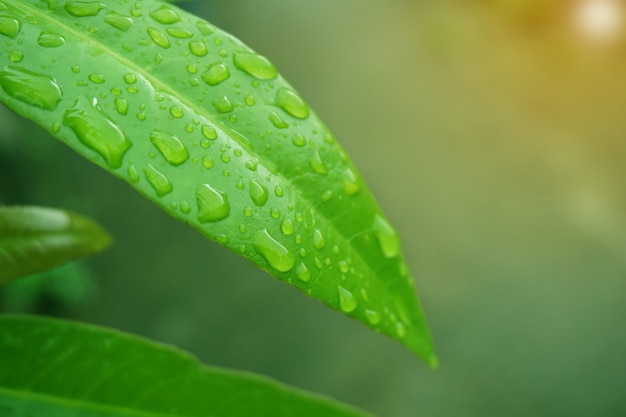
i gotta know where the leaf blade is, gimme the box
[0,315,375,417]
[0,206,112,284]
[0,0,435,363]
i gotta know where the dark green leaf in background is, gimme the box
[0,315,375,417]
[0,206,111,284]
[0,0,435,364]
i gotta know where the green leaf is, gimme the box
[0,206,111,284]
[0,314,375,417]
[0,0,436,364]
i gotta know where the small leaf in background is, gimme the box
[0,206,112,284]
[0,0,435,364]
[0,315,376,417]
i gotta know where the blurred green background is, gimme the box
[1,0,625,416]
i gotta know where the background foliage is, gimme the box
[1,1,625,416]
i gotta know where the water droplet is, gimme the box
[114,97,128,115]
[244,94,256,106]
[310,151,328,175]
[104,11,133,31]
[281,218,294,236]
[365,309,381,325]
[274,186,284,197]
[395,322,406,338]
[232,52,278,80]
[37,31,65,48]
[269,112,288,129]
[202,63,230,86]
[196,21,215,36]
[338,286,357,313]
[275,87,309,119]
[321,190,333,202]
[313,229,326,250]
[180,201,191,214]
[8,50,23,63]
[149,6,180,24]
[343,168,360,196]
[188,40,208,57]
[88,73,105,84]
[338,260,349,273]
[0,66,63,111]
[220,153,230,163]
[169,105,183,118]
[372,215,400,258]
[202,156,213,169]
[143,164,172,196]
[150,130,189,166]
[243,207,253,217]
[123,73,137,84]
[254,229,295,272]
[128,164,140,182]
[249,180,268,206]
[292,134,306,147]
[166,27,193,38]
[0,15,20,39]
[64,2,106,17]
[63,97,132,168]
[271,208,281,219]
[212,96,233,113]
[147,27,170,49]
[196,184,230,222]
[296,263,311,282]
[201,125,217,140]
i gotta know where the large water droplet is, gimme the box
[249,180,268,206]
[147,27,170,49]
[166,27,193,38]
[233,52,277,80]
[212,96,233,113]
[88,73,105,84]
[196,184,230,222]
[201,63,230,86]
[372,215,400,258]
[143,164,173,197]
[0,15,20,39]
[114,97,128,115]
[149,6,180,24]
[104,11,133,31]
[37,31,65,48]
[63,97,132,168]
[338,286,357,313]
[275,87,309,119]
[292,134,307,147]
[0,66,62,111]
[9,50,23,63]
[188,41,208,57]
[254,229,295,272]
[310,150,328,175]
[296,262,311,282]
[313,229,326,250]
[150,130,189,166]
[269,112,288,129]
[64,2,106,17]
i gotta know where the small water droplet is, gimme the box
[233,52,277,80]
[212,96,233,113]
[104,11,133,31]
[276,87,309,119]
[149,6,180,24]
[147,27,170,49]
[114,97,128,115]
[63,97,132,168]
[0,15,20,39]
[395,322,406,338]
[37,31,65,48]
[313,229,326,250]
[150,130,189,166]
[244,207,253,217]
[271,208,281,219]
[321,190,333,202]
[202,63,230,86]
[201,124,217,140]
[169,105,184,118]
[8,50,23,63]
[196,21,215,36]
[166,27,193,38]
[64,2,106,17]
[244,94,256,106]
[274,186,284,197]
[249,180,268,206]
[71,65,81,73]
[338,286,357,313]
[188,40,208,57]
[254,229,295,272]
[269,112,288,129]
[292,134,306,147]
[310,151,328,175]
[343,168,360,196]
[281,218,294,236]
[0,66,63,111]
[296,263,311,282]
[372,215,400,258]
[196,183,230,222]
[202,156,214,169]
[88,73,105,84]
[123,73,137,84]
[180,201,191,214]
[338,260,349,273]
[365,309,381,325]
[144,164,173,196]
[128,164,140,182]
[220,153,230,163]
